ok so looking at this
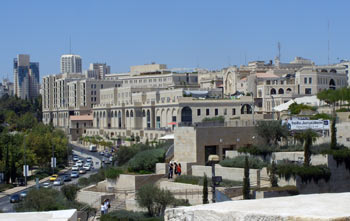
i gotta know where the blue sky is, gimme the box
[1,0,349,80]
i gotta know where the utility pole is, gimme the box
[24,140,27,186]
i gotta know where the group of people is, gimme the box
[100,199,110,215]
[168,161,182,179]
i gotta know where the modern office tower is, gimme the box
[13,54,40,99]
[60,54,82,74]
[88,63,111,79]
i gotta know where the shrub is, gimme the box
[202,174,209,204]
[288,103,316,114]
[202,116,225,123]
[105,167,123,179]
[127,148,166,173]
[310,113,332,120]
[61,184,79,201]
[276,163,331,183]
[336,108,350,112]
[238,145,274,158]
[78,177,89,187]
[219,155,267,169]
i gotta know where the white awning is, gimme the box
[273,95,321,112]
[159,134,174,140]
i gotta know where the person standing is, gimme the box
[168,162,174,179]
[174,162,178,176]
[178,163,182,176]
[104,199,109,214]
[100,202,105,215]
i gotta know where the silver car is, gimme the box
[53,178,64,186]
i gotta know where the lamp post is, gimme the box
[208,154,221,203]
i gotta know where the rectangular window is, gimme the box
[309,77,312,84]
[232,108,236,115]
[206,109,210,116]
[305,88,312,94]
[197,109,201,116]
[266,80,270,85]
[101,84,104,89]
[215,109,218,116]
[224,108,227,115]
[304,77,307,84]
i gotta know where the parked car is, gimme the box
[71,171,79,178]
[49,174,59,182]
[73,155,79,161]
[72,165,79,171]
[63,175,72,182]
[79,168,86,174]
[99,151,104,156]
[83,164,91,171]
[53,178,64,186]
[42,182,51,188]
[10,194,21,203]
[19,191,27,199]
[86,157,92,163]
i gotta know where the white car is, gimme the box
[77,161,83,167]
[72,165,79,171]
[86,158,92,163]
[83,164,91,171]
[42,182,51,188]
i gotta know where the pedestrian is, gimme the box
[100,202,105,215]
[174,162,178,176]
[178,163,182,176]
[107,199,111,209]
[168,162,174,179]
[104,199,109,214]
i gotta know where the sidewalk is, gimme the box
[0,167,70,199]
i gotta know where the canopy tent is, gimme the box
[159,134,174,140]
[273,95,321,112]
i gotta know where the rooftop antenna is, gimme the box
[328,20,330,65]
[277,41,281,61]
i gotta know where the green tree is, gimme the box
[202,173,209,204]
[61,184,79,201]
[269,160,278,187]
[255,120,289,145]
[243,156,250,199]
[295,129,319,166]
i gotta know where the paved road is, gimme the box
[0,144,102,213]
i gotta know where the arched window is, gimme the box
[329,79,336,90]
[130,110,134,117]
[181,107,192,124]
[142,110,145,117]
[286,88,292,93]
[330,69,337,73]
[270,88,277,95]
[241,104,252,114]
[126,110,129,118]
[278,88,284,94]
[103,112,106,118]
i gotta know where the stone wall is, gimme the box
[107,174,164,192]
[254,190,294,199]
[174,127,197,163]
[191,165,260,184]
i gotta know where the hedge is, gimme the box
[127,148,166,173]
[105,167,123,179]
[219,155,267,169]
[275,163,331,184]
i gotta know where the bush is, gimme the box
[127,148,166,173]
[61,184,79,201]
[78,177,89,187]
[202,116,225,123]
[336,108,350,112]
[276,163,331,183]
[105,167,123,179]
[219,156,267,169]
[0,183,14,192]
[101,210,163,221]
[288,103,316,114]
[238,145,274,158]
[310,113,332,120]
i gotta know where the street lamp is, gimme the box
[208,154,221,203]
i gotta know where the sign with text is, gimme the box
[283,119,330,131]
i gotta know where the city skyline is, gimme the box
[1,0,350,80]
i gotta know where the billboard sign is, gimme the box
[282,119,330,131]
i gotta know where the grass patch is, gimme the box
[174,175,242,187]
[0,183,14,192]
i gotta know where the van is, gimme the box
[89,145,97,152]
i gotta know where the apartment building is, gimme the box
[60,54,82,74]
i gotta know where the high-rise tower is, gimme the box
[60,54,82,74]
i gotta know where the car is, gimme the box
[10,194,21,203]
[71,171,79,178]
[83,164,91,171]
[42,182,51,188]
[99,151,104,156]
[109,156,113,163]
[63,175,72,182]
[72,165,79,171]
[79,168,86,174]
[73,156,79,161]
[19,191,27,199]
[77,161,83,167]
[53,178,64,186]
[49,174,59,181]
[86,157,92,163]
